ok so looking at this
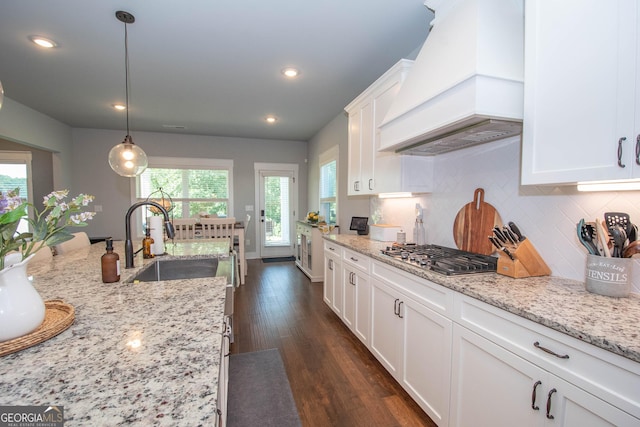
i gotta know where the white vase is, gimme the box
[0,252,46,342]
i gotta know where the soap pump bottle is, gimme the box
[101,238,120,283]
[142,228,154,259]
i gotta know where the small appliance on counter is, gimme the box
[350,216,369,235]
[370,224,402,242]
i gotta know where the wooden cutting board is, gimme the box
[453,188,502,255]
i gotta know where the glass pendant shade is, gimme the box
[0,80,4,110]
[108,135,148,177]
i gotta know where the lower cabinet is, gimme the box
[216,316,232,427]
[450,324,637,427]
[323,244,640,427]
[370,273,453,427]
[342,249,371,346]
[323,241,342,315]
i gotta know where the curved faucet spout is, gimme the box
[125,201,175,269]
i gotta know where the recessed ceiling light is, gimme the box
[113,104,126,111]
[265,116,277,124]
[281,68,299,78]
[28,36,57,48]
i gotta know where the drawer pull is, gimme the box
[398,301,404,318]
[531,380,542,410]
[546,388,557,419]
[533,341,569,359]
[350,256,359,262]
[394,298,400,316]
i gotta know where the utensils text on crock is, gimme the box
[577,219,599,255]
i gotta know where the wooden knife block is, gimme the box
[496,238,551,278]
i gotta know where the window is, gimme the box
[319,146,338,224]
[0,151,33,234]
[133,157,233,235]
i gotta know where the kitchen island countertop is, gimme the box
[325,234,640,364]
[0,240,230,425]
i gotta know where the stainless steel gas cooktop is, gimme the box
[380,244,497,276]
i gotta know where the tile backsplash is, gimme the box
[370,136,640,295]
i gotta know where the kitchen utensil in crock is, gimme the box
[604,212,632,237]
[594,219,611,257]
[453,188,502,255]
[610,226,627,258]
[623,240,640,258]
[577,219,599,255]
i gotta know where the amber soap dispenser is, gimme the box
[101,238,120,283]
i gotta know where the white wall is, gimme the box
[0,97,73,188]
[307,113,369,232]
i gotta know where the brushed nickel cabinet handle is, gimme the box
[534,341,569,359]
[635,134,640,165]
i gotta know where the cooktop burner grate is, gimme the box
[381,244,497,275]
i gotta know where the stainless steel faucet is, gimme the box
[125,201,175,268]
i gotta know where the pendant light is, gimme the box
[0,79,4,111]
[108,10,148,177]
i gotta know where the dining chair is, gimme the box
[54,232,91,255]
[30,246,54,264]
[172,218,197,240]
[200,217,236,245]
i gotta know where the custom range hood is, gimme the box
[379,0,524,156]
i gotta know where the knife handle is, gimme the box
[508,221,526,242]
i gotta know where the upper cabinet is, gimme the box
[346,60,433,196]
[521,0,640,185]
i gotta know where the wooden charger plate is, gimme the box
[0,299,75,357]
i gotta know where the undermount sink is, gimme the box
[131,258,219,282]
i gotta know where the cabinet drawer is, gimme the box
[324,240,342,256]
[342,248,370,273]
[372,261,453,315]
[454,294,640,418]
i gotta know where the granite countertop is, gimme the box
[0,240,230,425]
[325,235,640,364]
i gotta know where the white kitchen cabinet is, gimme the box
[342,248,371,346]
[452,294,640,426]
[216,316,232,427]
[323,240,342,314]
[345,59,433,196]
[450,324,638,427]
[295,221,324,282]
[370,262,453,427]
[521,0,640,185]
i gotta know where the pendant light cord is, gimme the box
[124,20,130,136]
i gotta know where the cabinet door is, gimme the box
[353,272,370,346]
[330,256,343,316]
[342,265,357,330]
[370,277,403,377]
[401,294,452,427]
[359,101,375,194]
[450,324,542,427]
[348,108,362,195]
[548,376,639,427]
[323,255,337,308]
[521,0,637,185]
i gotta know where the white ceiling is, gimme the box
[0,1,433,142]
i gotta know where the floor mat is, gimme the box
[227,348,301,427]
[261,256,296,263]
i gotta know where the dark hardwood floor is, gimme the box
[231,259,438,427]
